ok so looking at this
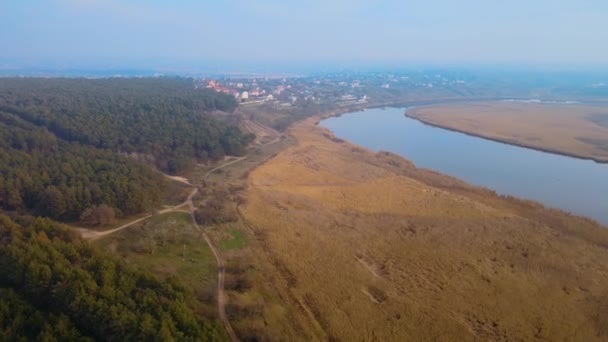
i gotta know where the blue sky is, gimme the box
[1,0,608,67]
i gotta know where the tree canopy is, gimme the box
[0,77,254,174]
[0,215,225,341]
[0,77,254,221]
[0,111,165,221]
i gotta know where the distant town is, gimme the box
[194,71,477,109]
[196,76,368,108]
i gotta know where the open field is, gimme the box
[408,101,608,162]
[239,115,608,340]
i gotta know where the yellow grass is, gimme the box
[408,102,608,162]
[239,115,608,341]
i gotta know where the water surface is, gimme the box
[322,107,608,225]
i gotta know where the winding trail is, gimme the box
[74,171,194,240]
[76,162,245,341]
[74,188,194,241]
[75,120,278,340]
[200,155,248,178]
[193,121,280,341]
[196,156,254,342]
[187,190,237,342]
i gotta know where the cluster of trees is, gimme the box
[0,288,86,340]
[0,77,257,222]
[0,77,254,174]
[0,288,86,341]
[0,214,224,340]
[0,111,165,221]
[80,204,116,227]
[194,189,238,226]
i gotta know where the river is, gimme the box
[321,107,608,225]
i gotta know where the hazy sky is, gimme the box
[2,0,608,67]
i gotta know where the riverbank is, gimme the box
[239,113,608,340]
[406,102,608,164]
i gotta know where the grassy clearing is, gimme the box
[95,212,218,316]
[219,228,246,251]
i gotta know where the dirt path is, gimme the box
[74,174,195,240]
[202,156,248,179]
[197,155,252,342]
[188,194,237,342]
[161,173,194,186]
[74,141,256,341]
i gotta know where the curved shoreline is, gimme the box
[317,104,608,226]
[404,109,608,165]
[315,96,524,123]
[319,100,608,164]
[241,103,608,340]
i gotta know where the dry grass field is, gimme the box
[408,102,608,162]
[239,115,608,341]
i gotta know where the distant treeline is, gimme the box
[0,77,254,174]
[0,214,224,340]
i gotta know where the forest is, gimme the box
[0,77,254,339]
[0,77,254,222]
[0,214,225,340]
[0,77,254,174]
[0,110,165,221]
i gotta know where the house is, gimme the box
[274,85,285,94]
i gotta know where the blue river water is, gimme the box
[321,107,608,225]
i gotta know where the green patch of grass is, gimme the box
[219,228,246,251]
[95,212,217,314]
